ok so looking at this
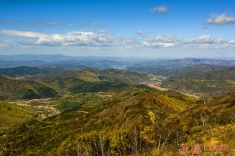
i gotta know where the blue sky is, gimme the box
[0,0,235,58]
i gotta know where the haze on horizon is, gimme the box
[0,0,235,58]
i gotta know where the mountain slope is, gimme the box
[162,67,235,98]
[24,68,149,94]
[3,89,235,155]
[0,75,57,100]
[0,90,195,156]
[0,101,36,134]
[0,66,46,77]
[156,64,227,77]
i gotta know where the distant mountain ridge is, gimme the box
[153,58,235,67]
[1,55,235,69]
[157,64,228,77]
[0,54,74,61]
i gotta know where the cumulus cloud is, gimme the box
[150,5,169,14]
[229,40,235,44]
[183,35,232,46]
[182,35,233,49]
[183,35,215,44]
[0,30,115,47]
[122,38,141,50]
[207,13,235,25]
[143,36,177,48]
[142,35,234,49]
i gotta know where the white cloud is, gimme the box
[0,30,115,47]
[0,30,47,38]
[183,35,233,49]
[183,35,214,44]
[1,29,234,51]
[198,44,229,49]
[123,38,136,44]
[143,36,177,48]
[207,13,235,25]
[122,38,140,50]
[150,5,169,14]
[229,40,235,44]
[143,42,176,48]
[137,30,152,35]
[154,36,175,43]
[143,35,234,49]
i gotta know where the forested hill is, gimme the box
[162,67,235,98]
[0,66,46,77]
[0,90,195,155]
[1,81,235,155]
[0,75,56,100]
[24,68,149,95]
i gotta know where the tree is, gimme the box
[110,129,129,156]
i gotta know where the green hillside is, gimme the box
[0,89,196,156]
[162,67,235,98]
[0,75,57,100]
[1,66,235,155]
[24,68,149,95]
[0,66,46,77]
[1,85,235,155]
[0,101,36,134]
[158,64,227,77]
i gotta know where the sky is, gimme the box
[0,0,235,58]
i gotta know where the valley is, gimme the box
[1,57,235,155]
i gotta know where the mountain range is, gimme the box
[1,56,235,155]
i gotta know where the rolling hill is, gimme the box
[162,67,235,98]
[1,82,235,155]
[0,90,195,156]
[0,66,46,77]
[0,75,57,100]
[1,62,235,155]
[24,68,149,95]
[155,64,228,77]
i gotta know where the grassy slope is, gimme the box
[0,101,36,134]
